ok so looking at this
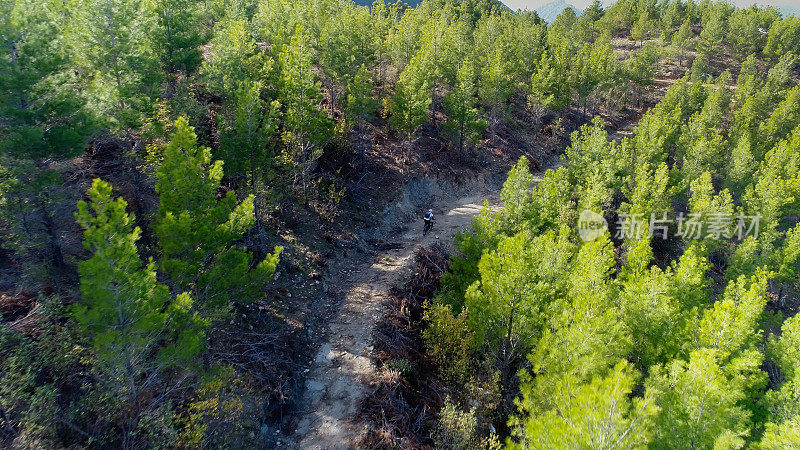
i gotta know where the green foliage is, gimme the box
[0,298,86,446]
[423,303,473,386]
[74,178,207,446]
[630,8,655,45]
[278,27,333,198]
[390,52,432,140]
[345,65,378,127]
[697,4,726,57]
[67,0,162,128]
[758,86,800,156]
[647,348,764,449]
[218,80,281,214]
[0,0,94,157]
[529,49,570,111]
[444,58,487,154]
[438,205,502,312]
[764,16,800,62]
[201,17,268,100]
[318,1,377,108]
[4,0,800,447]
[727,7,764,60]
[0,158,73,285]
[433,397,479,450]
[673,18,694,64]
[499,156,534,232]
[759,417,800,449]
[742,127,800,232]
[625,42,660,85]
[145,0,204,73]
[465,229,575,381]
[726,136,757,193]
[528,166,576,232]
[524,236,629,401]
[564,117,619,202]
[177,365,265,448]
[570,39,618,110]
[763,314,800,430]
[510,361,656,450]
[478,46,513,117]
[155,117,282,317]
[695,272,769,360]
[687,171,735,250]
[619,249,696,369]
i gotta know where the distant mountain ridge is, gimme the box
[534,0,581,23]
[777,5,799,17]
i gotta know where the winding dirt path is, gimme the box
[289,189,502,449]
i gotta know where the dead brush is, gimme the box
[357,245,451,449]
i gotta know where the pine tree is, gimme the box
[345,65,377,129]
[516,237,630,419]
[478,46,513,126]
[742,128,800,234]
[758,86,800,156]
[626,42,660,86]
[630,9,654,47]
[0,0,94,158]
[763,16,800,62]
[673,19,693,67]
[529,49,570,111]
[146,0,204,74]
[200,18,268,100]
[581,0,605,39]
[155,117,282,318]
[619,255,695,369]
[510,361,656,450]
[443,58,487,156]
[660,0,682,41]
[760,417,800,449]
[278,27,333,198]
[390,53,432,156]
[499,156,534,232]
[695,272,769,359]
[763,314,800,439]
[647,348,764,449]
[564,117,615,188]
[679,114,727,182]
[570,40,617,113]
[687,171,735,251]
[218,81,281,218]
[465,229,575,384]
[0,158,73,285]
[727,8,762,60]
[67,0,161,128]
[696,5,726,57]
[74,178,206,448]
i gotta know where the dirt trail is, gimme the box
[289,189,502,449]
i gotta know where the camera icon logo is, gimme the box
[578,209,608,242]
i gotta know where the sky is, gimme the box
[502,0,800,13]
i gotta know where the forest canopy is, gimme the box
[1,0,799,447]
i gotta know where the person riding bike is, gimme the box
[423,209,435,235]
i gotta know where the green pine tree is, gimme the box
[444,58,487,156]
[155,117,282,318]
[278,27,333,199]
[74,178,207,448]
[219,81,281,218]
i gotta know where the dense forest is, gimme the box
[1,0,799,448]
